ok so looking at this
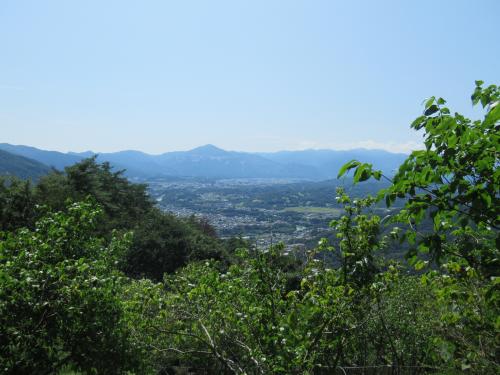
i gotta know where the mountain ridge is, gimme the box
[0,149,52,180]
[0,143,407,180]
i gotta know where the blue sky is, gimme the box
[0,0,498,154]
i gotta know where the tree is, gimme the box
[1,157,231,280]
[124,208,191,280]
[35,157,153,234]
[338,81,499,373]
[0,176,36,231]
[338,81,499,274]
[0,201,142,374]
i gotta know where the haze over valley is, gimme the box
[0,142,404,250]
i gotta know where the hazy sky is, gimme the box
[1,0,498,154]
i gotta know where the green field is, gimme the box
[282,206,342,215]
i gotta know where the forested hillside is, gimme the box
[0,82,498,374]
[0,149,51,180]
[0,143,84,170]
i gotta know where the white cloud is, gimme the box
[332,140,424,154]
[236,136,424,154]
[279,139,423,154]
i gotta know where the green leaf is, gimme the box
[411,115,427,130]
[414,260,428,271]
[483,102,499,126]
[461,363,471,371]
[482,192,492,208]
[361,169,371,182]
[337,160,360,178]
[424,96,435,109]
[353,164,370,183]
[424,104,439,116]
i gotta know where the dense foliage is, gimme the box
[0,82,498,374]
[0,157,231,280]
[0,202,140,374]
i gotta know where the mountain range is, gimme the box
[0,143,408,180]
[0,149,52,180]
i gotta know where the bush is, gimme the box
[0,201,143,374]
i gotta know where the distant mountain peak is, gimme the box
[190,144,226,154]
